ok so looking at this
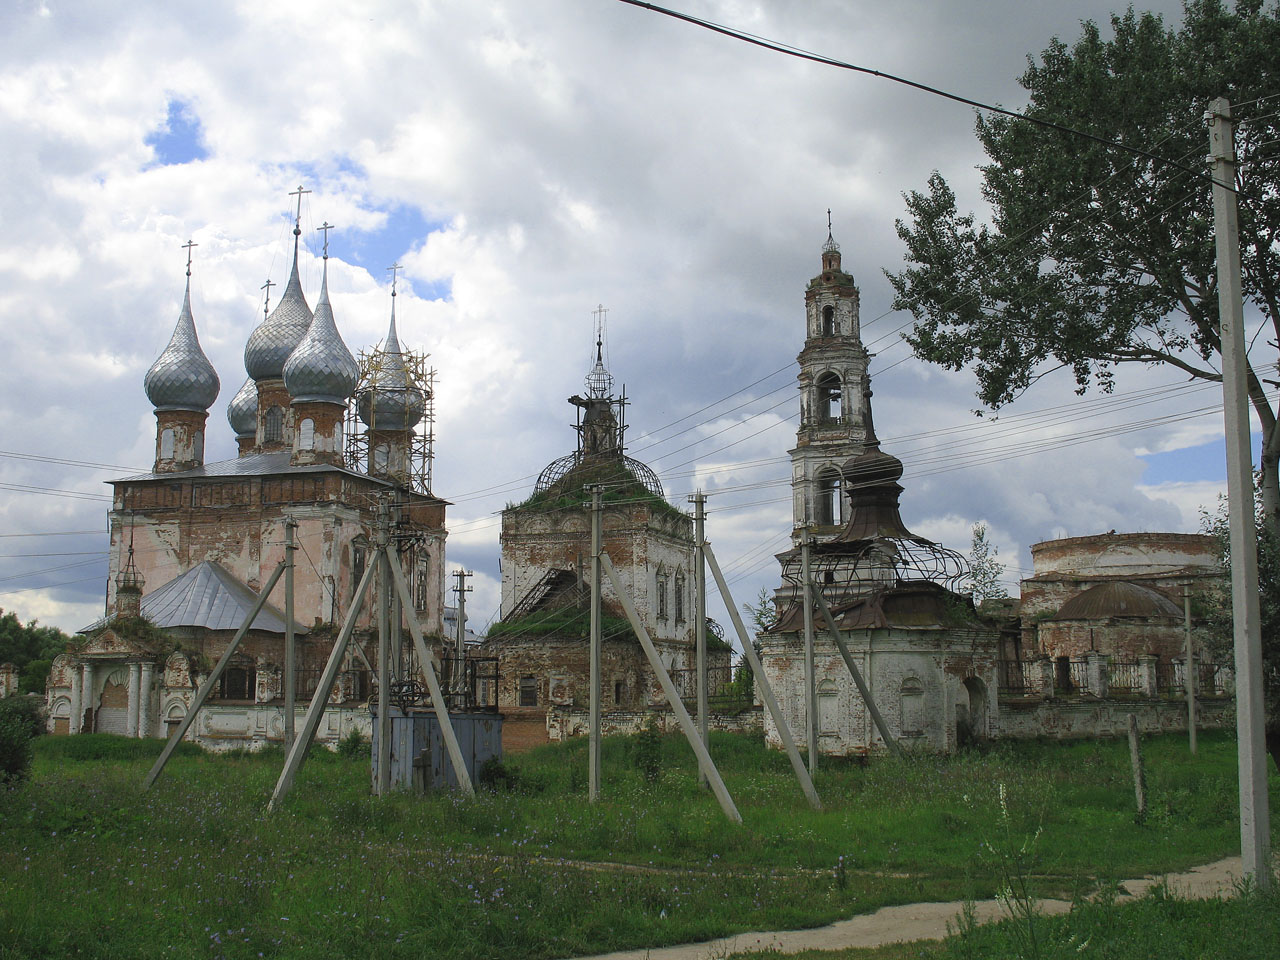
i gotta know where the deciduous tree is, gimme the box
[888,1,1280,535]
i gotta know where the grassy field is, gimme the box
[0,729,1275,960]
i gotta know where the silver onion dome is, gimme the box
[144,278,220,412]
[244,230,313,381]
[226,377,258,438]
[356,301,427,431]
[283,257,358,403]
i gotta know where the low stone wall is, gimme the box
[547,704,763,741]
[178,703,371,752]
[997,695,1233,740]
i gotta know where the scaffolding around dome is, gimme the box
[777,535,969,613]
[343,344,436,493]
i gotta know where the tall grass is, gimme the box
[0,729,1273,960]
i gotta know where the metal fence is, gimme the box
[1107,660,1142,695]
[998,659,1036,697]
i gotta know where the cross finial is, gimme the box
[181,239,197,277]
[317,221,334,259]
[388,262,403,296]
[827,208,833,240]
[288,184,311,236]
[260,278,275,319]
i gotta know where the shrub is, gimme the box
[632,716,663,784]
[337,727,370,759]
[0,712,33,784]
[478,755,545,794]
[0,695,46,738]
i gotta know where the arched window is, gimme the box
[263,406,284,443]
[351,537,368,599]
[656,568,669,620]
[298,418,315,450]
[673,569,686,623]
[815,470,841,526]
[160,428,175,460]
[816,373,842,421]
[821,304,836,336]
[900,678,925,736]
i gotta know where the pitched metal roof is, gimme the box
[80,560,308,635]
[111,450,392,485]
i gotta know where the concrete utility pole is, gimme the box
[453,567,472,694]
[1184,585,1197,756]
[284,517,297,751]
[690,491,709,765]
[800,531,818,773]
[588,484,603,802]
[375,497,392,797]
[1207,96,1271,889]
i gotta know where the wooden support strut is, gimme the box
[809,583,902,758]
[269,560,377,810]
[599,552,742,823]
[384,544,475,797]
[144,561,288,789]
[703,543,821,810]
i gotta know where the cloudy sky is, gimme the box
[0,0,1250,639]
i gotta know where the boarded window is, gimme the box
[160,428,175,460]
[818,679,838,734]
[193,430,204,461]
[298,418,315,450]
[518,676,537,707]
[264,406,284,443]
[900,678,925,736]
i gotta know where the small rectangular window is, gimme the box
[518,676,537,707]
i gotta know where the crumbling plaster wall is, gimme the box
[760,628,1000,755]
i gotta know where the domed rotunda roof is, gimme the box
[226,377,257,438]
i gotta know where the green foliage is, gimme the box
[887,0,1280,527]
[631,715,664,783]
[0,712,33,784]
[336,726,370,759]
[964,522,1007,604]
[19,658,52,694]
[0,696,45,739]
[478,755,546,794]
[486,605,637,643]
[35,733,201,763]
[514,459,688,525]
[0,607,73,674]
[1200,489,1280,766]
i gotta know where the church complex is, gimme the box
[29,197,1232,756]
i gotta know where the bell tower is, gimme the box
[788,216,870,545]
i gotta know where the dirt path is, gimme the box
[568,855,1265,960]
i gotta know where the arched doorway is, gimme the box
[957,676,988,748]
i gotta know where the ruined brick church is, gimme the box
[45,209,446,745]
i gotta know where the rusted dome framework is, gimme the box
[778,411,970,612]
[533,449,665,500]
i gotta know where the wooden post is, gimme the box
[600,552,742,823]
[375,500,392,797]
[704,542,821,810]
[268,561,376,810]
[691,491,709,771]
[810,585,902,757]
[800,534,818,773]
[284,517,297,751]
[145,561,287,789]
[588,484,603,802]
[1184,585,1197,755]
[1127,713,1148,823]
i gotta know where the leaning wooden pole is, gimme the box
[704,542,821,810]
[144,561,287,789]
[600,552,742,823]
[268,561,376,811]
[810,585,902,758]
[385,545,475,796]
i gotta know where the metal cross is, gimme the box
[261,278,275,319]
[182,239,198,277]
[317,221,335,259]
[827,208,833,239]
[288,184,311,227]
[593,303,608,344]
[388,262,403,296]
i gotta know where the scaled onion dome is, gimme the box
[144,276,220,412]
[283,255,358,403]
[356,294,427,431]
[244,225,313,381]
[226,377,258,438]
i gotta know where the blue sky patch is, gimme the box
[145,99,209,166]
[346,205,452,301]
[1140,430,1261,485]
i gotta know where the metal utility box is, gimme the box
[370,707,503,792]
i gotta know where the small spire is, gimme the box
[823,209,840,254]
[585,304,613,399]
[260,278,275,320]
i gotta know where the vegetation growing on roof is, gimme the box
[486,605,638,643]
[510,459,688,525]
